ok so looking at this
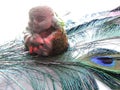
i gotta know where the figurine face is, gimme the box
[29,6,54,33]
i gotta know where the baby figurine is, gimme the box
[24,6,68,56]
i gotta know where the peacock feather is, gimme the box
[0,6,120,90]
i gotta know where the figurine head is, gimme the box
[28,6,55,33]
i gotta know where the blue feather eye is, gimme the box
[91,56,115,67]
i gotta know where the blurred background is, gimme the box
[0,0,120,89]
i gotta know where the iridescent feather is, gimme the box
[0,6,120,90]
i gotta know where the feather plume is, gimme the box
[0,6,120,90]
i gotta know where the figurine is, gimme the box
[24,6,68,56]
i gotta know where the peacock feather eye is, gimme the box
[96,57,113,64]
[91,56,115,67]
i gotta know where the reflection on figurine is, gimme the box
[23,6,68,56]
